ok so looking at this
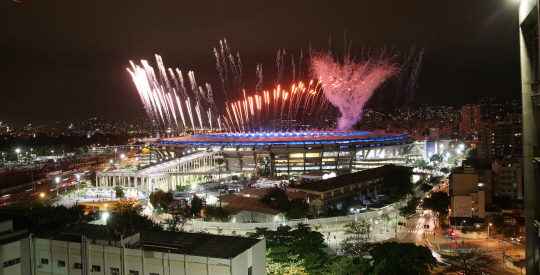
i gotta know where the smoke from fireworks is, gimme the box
[128,38,424,135]
[310,48,397,130]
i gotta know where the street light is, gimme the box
[55,177,60,199]
[76,174,80,193]
[15,148,20,168]
[461,220,466,244]
[102,212,109,225]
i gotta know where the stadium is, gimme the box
[152,131,421,176]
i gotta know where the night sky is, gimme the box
[0,0,520,127]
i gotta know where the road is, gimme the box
[399,210,436,245]
[1,166,98,206]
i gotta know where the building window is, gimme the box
[129,271,140,275]
[111,268,120,274]
[41,258,49,265]
[57,260,66,267]
[3,258,21,268]
[91,265,101,272]
[74,263,83,269]
[248,266,253,275]
[150,273,159,275]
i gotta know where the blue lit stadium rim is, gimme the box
[155,131,412,147]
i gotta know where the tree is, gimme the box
[112,198,138,214]
[413,159,427,170]
[176,184,190,193]
[190,194,203,216]
[398,196,421,220]
[422,191,450,216]
[114,186,125,199]
[380,211,392,232]
[149,190,173,210]
[420,183,432,192]
[342,219,373,255]
[382,169,413,200]
[203,206,229,221]
[430,154,444,164]
[492,216,506,234]
[369,242,436,275]
[260,187,290,209]
[439,243,498,275]
[247,223,328,272]
[326,256,371,275]
[285,198,309,220]
[106,199,162,232]
[428,175,444,186]
[89,171,97,186]
[440,167,450,174]
[165,200,190,232]
[259,187,309,220]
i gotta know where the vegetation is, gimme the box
[439,244,498,275]
[420,183,432,192]
[382,169,414,200]
[247,223,328,273]
[259,187,310,219]
[176,184,190,193]
[422,191,450,216]
[190,194,203,216]
[107,199,162,231]
[246,221,437,275]
[149,190,173,210]
[398,196,421,220]
[163,200,191,231]
[203,206,229,221]
[491,216,506,234]
[341,219,373,255]
[325,257,370,275]
[114,186,125,199]
[369,242,436,275]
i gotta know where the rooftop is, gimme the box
[238,187,310,200]
[291,165,413,193]
[138,231,262,259]
[39,224,124,243]
[219,194,280,215]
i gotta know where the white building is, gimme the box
[1,222,265,275]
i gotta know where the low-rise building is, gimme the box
[289,165,413,216]
[450,165,492,219]
[217,187,313,223]
[1,222,265,275]
[492,160,523,199]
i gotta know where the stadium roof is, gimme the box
[155,131,411,146]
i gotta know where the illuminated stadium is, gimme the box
[152,131,419,175]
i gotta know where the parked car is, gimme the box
[363,200,372,206]
[377,195,388,201]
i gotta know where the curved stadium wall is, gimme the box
[152,131,417,175]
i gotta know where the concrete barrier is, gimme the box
[192,210,383,230]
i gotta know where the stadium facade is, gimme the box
[152,131,420,175]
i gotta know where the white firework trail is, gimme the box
[174,94,187,128]
[186,99,195,130]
